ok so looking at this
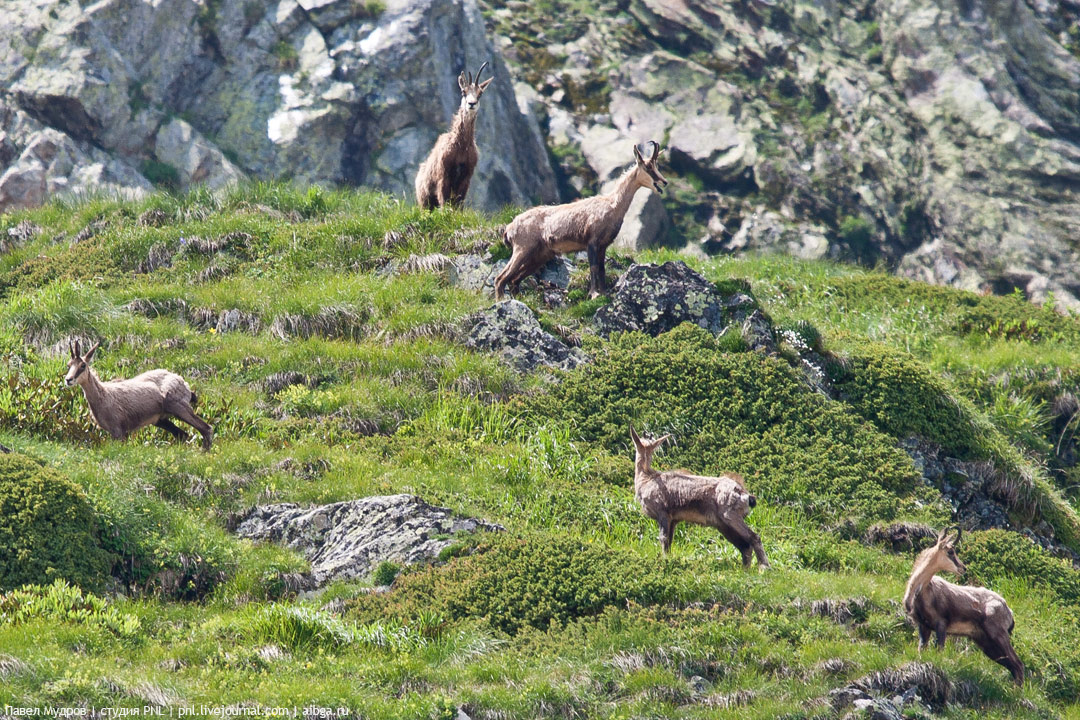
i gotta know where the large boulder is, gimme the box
[595,261,735,337]
[233,494,500,587]
[462,299,586,371]
[0,0,557,210]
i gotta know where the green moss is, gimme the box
[524,323,937,526]
[0,453,112,591]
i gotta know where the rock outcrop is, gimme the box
[462,299,586,371]
[0,0,557,211]
[595,261,738,337]
[484,0,1080,309]
[233,493,500,586]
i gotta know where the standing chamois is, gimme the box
[64,340,213,450]
[630,426,769,568]
[414,62,493,210]
[494,141,668,301]
[903,527,1024,684]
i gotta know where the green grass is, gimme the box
[0,185,1078,716]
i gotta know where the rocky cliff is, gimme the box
[485,0,1080,307]
[3,0,1080,307]
[0,0,557,211]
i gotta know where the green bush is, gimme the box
[524,324,936,526]
[354,534,697,636]
[829,344,984,459]
[961,530,1080,608]
[0,453,112,591]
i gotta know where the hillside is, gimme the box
[1,186,1080,717]
[3,0,1080,308]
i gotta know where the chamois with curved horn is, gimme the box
[903,526,1024,684]
[630,426,768,568]
[414,61,494,210]
[64,340,213,450]
[495,141,668,300]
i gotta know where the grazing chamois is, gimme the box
[414,62,493,210]
[630,426,769,568]
[64,340,213,450]
[903,527,1024,685]
[494,141,668,301]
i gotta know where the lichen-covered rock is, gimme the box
[233,494,501,587]
[463,299,587,371]
[594,261,734,338]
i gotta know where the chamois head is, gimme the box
[631,141,668,195]
[458,62,494,117]
[630,425,671,469]
[926,526,966,576]
[64,339,100,387]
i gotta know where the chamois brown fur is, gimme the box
[495,141,669,300]
[64,340,213,450]
[630,426,768,568]
[903,527,1024,684]
[414,62,493,210]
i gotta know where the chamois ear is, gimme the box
[655,434,672,447]
[84,341,101,362]
[633,143,645,165]
[478,76,494,92]
[630,424,643,448]
[458,72,468,92]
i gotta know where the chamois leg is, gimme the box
[172,406,213,451]
[975,632,1025,685]
[917,624,932,653]
[934,624,947,649]
[498,247,548,299]
[657,515,674,555]
[155,419,189,442]
[721,515,768,569]
[495,248,533,300]
[586,243,608,298]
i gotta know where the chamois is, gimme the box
[903,527,1024,685]
[64,340,213,450]
[414,62,493,210]
[630,426,769,568]
[494,141,668,301]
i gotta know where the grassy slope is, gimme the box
[0,186,1079,718]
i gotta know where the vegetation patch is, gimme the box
[0,453,112,591]
[961,530,1080,608]
[525,324,941,527]
[353,533,701,636]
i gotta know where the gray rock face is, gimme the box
[233,494,501,586]
[594,261,734,337]
[0,0,557,211]
[463,299,587,371]
[486,0,1080,308]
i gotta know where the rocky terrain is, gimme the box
[3,0,1079,306]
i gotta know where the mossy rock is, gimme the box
[0,453,112,591]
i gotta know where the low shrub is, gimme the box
[246,604,353,651]
[0,453,112,591]
[353,533,698,636]
[960,530,1080,608]
[523,324,937,526]
[828,344,983,458]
